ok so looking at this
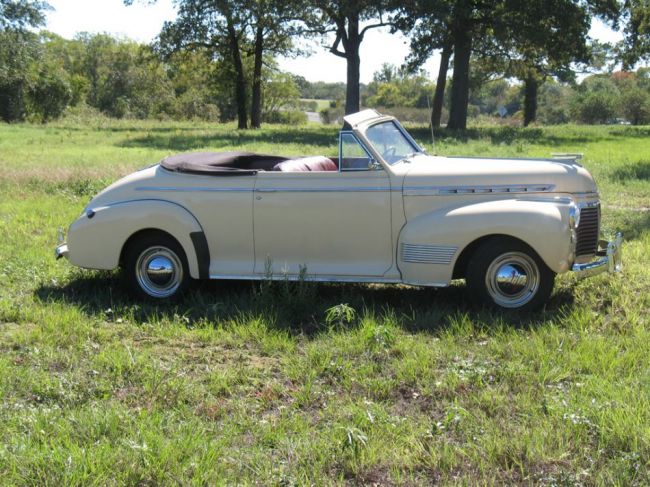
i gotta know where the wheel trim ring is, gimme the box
[135,246,183,298]
[485,251,540,308]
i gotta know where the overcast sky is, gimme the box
[45,0,624,84]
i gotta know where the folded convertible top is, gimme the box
[160,151,289,175]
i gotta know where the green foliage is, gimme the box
[262,71,301,116]
[324,304,357,329]
[263,109,307,125]
[0,0,49,30]
[364,64,435,109]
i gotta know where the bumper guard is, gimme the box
[572,232,623,279]
[55,243,69,260]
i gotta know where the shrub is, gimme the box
[262,110,307,125]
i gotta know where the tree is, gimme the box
[0,0,49,30]
[143,0,305,128]
[502,0,620,126]
[0,0,50,121]
[571,75,620,124]
[309,1,392,115]
[397,0,622,129]
[396,0,512,130]
[364,63,434,108]
[621,0,650,67]
[155,0,250,128]
[246,0,305,128]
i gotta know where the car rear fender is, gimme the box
[398,199,572,285]
[67,199,207,279]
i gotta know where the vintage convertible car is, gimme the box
[55,109,622,310]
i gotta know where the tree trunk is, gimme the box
[447,30,471,130]
[251,23,264,129]
[227,17,247,129]
[431,42,452,128]
[523,76,539,127]
[344,14,361,115]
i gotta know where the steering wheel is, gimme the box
[382,146,397,160]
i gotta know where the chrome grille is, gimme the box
[576,205,600,257]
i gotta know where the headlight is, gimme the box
[569,204,581,229]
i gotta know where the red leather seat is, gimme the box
[273,156,338,172]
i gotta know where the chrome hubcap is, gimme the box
[485,252,540,308]
[135,247,183,298]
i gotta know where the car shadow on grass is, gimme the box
[35,272,576,337]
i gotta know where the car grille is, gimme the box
[576,204,600,257]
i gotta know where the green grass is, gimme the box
[0,119,649,484]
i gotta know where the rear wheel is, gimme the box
[123,232,189,300]
[466,238,555,311]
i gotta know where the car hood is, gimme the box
[401,154,597,195]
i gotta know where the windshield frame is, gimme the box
[363,119,424,165]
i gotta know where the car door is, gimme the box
[253,134,393,278]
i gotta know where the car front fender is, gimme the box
[398,198,572,285]
[67,199,206,279]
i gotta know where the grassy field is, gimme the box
[0,118,649,485]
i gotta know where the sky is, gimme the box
[45,0,624,84]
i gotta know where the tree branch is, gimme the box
[329,27,348,58]
[359,12,391,39]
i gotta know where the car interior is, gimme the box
[159,151,372,175]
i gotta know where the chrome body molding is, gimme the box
[136,185,397,193]
[401,243,458,265]
[403,184,556,197]
[135,186,252,193]
[572,232,623,278]
[208,273,449,287]
[255,186,394,193]
[209,274,402,284]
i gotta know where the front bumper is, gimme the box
[572,232,623,278]
[55,243,69,260]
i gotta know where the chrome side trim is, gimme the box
[208,273,450,287]
[135,186,253,193]
[209,274,402,284]
[401,244,458,265]
[136,186,396,193]
[404,184,556,197]
[255,186,393,193]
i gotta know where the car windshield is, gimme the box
[365,120,421,164]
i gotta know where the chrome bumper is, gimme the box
[55,243,69,260]
[572,232,623,279]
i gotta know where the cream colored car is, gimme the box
[56,109,622,311]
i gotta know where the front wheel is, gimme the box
[123,232,190,300]
[466,238,555,311]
